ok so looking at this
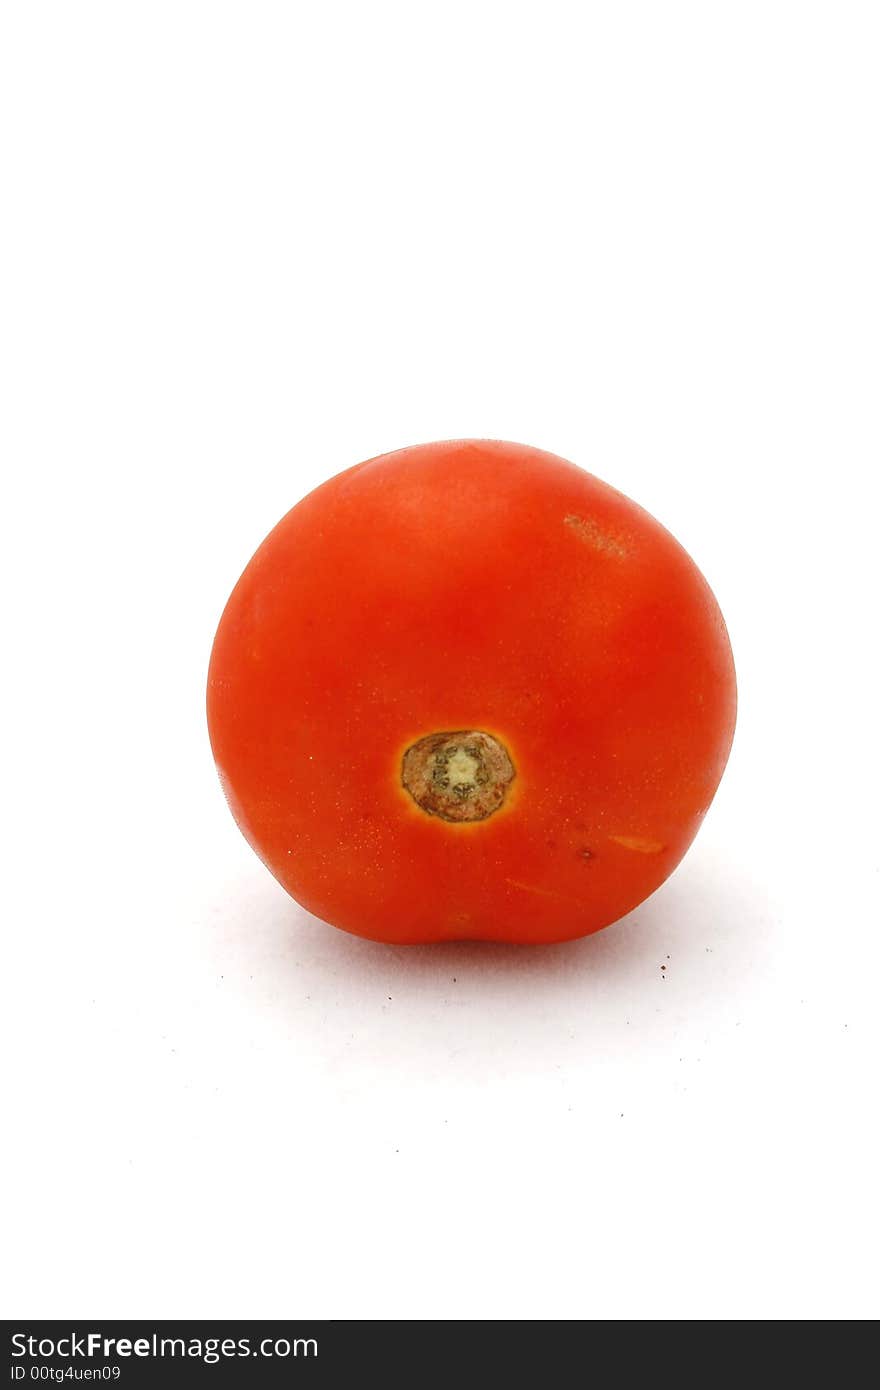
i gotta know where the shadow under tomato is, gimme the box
[239,845,765,1000]
[213,845,769,1087]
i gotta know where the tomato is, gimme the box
[207,440,736,945]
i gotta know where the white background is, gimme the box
[2,2,878,1321]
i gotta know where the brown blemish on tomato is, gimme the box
[402,730,515,823]
[564,513,628,558]
[610,834,665,853]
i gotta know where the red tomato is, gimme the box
[207,440,736,944]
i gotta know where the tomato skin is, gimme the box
[207,440,736,945]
